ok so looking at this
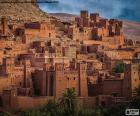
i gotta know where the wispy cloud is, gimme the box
[38,0,140,22]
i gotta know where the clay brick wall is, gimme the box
[102,79,123,97]
[75,17,83,27]
[15,96,54,110]
[100,19,109,28]
[24,22,56,43]
[64,71,79,94]
[104,50,133,60]
[123,63,140,99]
[68,27,93,40]
[13,66,24,86]
[78,63,88,97]
[6,96,97,110]
[33,70,46,96]
[123,64,132,99]
[55,67,79,97]
[0,77,11,94]
[54,63,89,98]
[79,97,97,108]
[92,27,103,39]
[90,84,103,96]
[83,17,90,27]
[64,46,76,59]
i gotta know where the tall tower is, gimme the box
[81,10,89,18]
[55,63,64,98]
[23,59,33,96]
[80,10,90,27]
[44,63,55,96]
[123,63,140,99]
[23,59,31,88]
[3,57,14,75]
[78,62,88,97]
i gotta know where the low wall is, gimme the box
[4,96,97,111]
[16,96,55,110]
[16,96,97,110]
[79,97,97,108]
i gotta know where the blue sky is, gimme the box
[38,0,140,22]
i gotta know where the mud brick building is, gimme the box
[0,11,140,111]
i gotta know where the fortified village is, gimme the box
[0,9,140,111]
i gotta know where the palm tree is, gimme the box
[59,88,79,116]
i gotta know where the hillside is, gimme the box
[122,21,140,41]
[0,0,54,23]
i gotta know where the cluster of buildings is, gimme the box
[67,11,124,45]
[0,10,140,111]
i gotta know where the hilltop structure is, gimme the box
[67,11,124,45]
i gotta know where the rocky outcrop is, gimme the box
[0,0,54,23]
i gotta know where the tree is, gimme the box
[40,100,62,116]
[113,62,125,73]
[59,88,79,116]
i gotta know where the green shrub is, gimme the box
[113,62,125,73]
